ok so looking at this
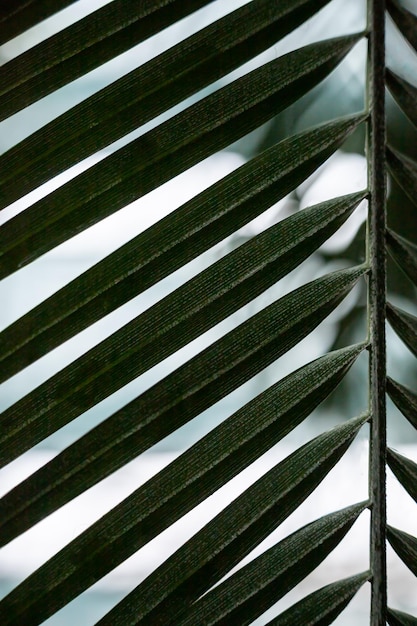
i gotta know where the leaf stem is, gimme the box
[367,0,387,623]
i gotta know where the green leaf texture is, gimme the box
[1,0,417,624]
[0,191,366,381]
[388,0,417,53]
[173,503,368,626]
[0,0,336,206]
[0,344,365,546]
[0,419,368,625]
[266,572,370,626]
[388,609,417,626]
[387,526,417,577]
[387,448,417,502]
[0,265,365,466]
[95,416,369,625]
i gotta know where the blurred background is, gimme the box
[0,0,417,623]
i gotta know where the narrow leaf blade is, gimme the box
[265,572,370,626]
[0,106,365,276]
[0,191,366,381]
[94,417,368,626]
[0,0,215,120]
[0,0,77,45]
[387,146,417,208]
[388,608,417,626]
[387,377,417,430]
[386,69,417,131]
[0,343,365,548]
[387,229,417,288]
[387,303,417,357]
[175,502,368,626]
[387,448,417,502]
[0,418,368,625]
[0,0,338,204]
[388,0,417,53]
[0,264,366,469]
[387,526,417,576]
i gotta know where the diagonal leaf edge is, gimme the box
[0,265,366,467]
[174,502,368,626]
[386,146,417,208]
[387,0,417,53]
[0,0,338,203]
[0,0,77,45]
[388,608,417,626]
[98,418,368,626]
[387,377,417,430]
[265,571,370,626]
[387,448,417,503]
[0,115,365,279]
[386,229,417,288]
[387,525,417,577]
[0,0,215,120]
[386,69,417,131]
[0,343,365,546]
[0,417,368,625]
[0,190,367,382]
[387,302,417,358]
[0,109,366,276]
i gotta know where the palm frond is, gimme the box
[1,0,417,623]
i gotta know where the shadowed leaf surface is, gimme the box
[96,417,368,625]
[387,229,417,288]
[0,266,365,467]
[387,448,417,502]
[0,0,216,120]
[0,191,366,381]
[175,503,368,626]
[387,526,417,576]
[0,344,365,546]
[387,303,417,358]
[265,572,370,626]
[386,69,417,131]
[0,420,368,625]
[388,608,417,626]
[388,0,417,53]
[0,0,337,206]
[0,0,77,44]
[387,377,417,430]
[387,147,417,208]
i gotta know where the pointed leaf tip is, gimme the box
[174,502,367,626]
[97,417,367,625]
[388,0,417,53]
[387,448,417,502]
[267,571,370,625]
[387,229,417,288]
[388,607,417,626]
[386,68,417,130]
[387,303,417,358]
[387,377,417,430]
[387,525,417,577]
[0,343,365,546]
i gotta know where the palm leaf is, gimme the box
[170,503,368,626]
[0,0,335,204]
[0,344,365,546]
[0,1,77,45]
[387,526,417,577]
[267,572,370,626]
[1,0,416,624]
[0,417,368,625]
[0,0,216,118]
[387,448,417,503]
[388,609,417,626]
